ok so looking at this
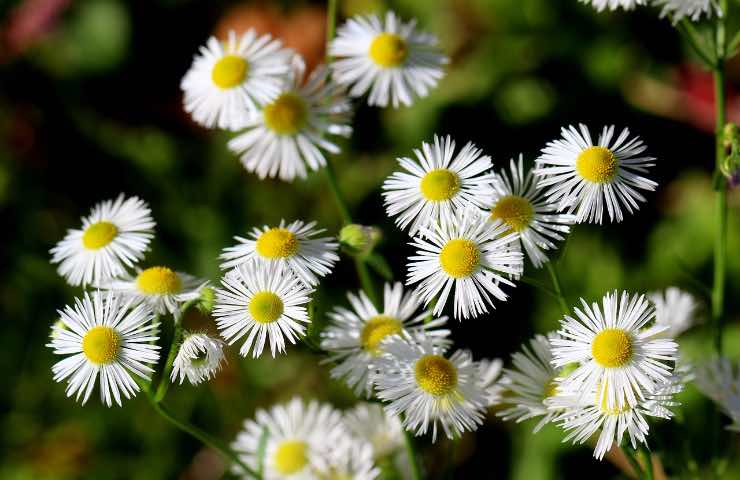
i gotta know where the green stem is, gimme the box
[622,447,644,479]
[401,425,423,480]
[323,154,353,225]
[355,258,379,307]
[545,262,569,315]
[520,275,558,299]
[639,445,654,480]
[678,19,716,68]
[326,0,338,49]
[154,317,184,403]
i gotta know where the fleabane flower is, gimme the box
[550,291,678,411]
[220,219,339,287]
[98,266,207,316]
[535,124,657,224]
[653,0,720,23]
[171,332,226,385]
[498,332,563,432]
[231,397,348,479]
[694,358,740,431]
[50,195,155,287]
[213,262,313,358]
[321,282,450,397]
[317,440,380,480]
[228,56,352,181]
[477,358,507,407]
[407,208,523,320]
[343,403,404,460]
[329,10,447,107]
[382,135,495,236]
[181,29,293,130]
[489,155,575,268]
[581,0,646,11]
[373,337,487,441]
[47,291,159,407]
[648,287,699,338]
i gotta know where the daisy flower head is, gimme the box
[320,282,450,397]
[227,55,353,182]
[47,291,159,407]
[406,208,524,320]
[489,155,576,268]
[50,194,155,287]
[98,267,207,316]
[648,287,699,338]
[550,291,678,411]
[581,0,646,12]
[498,332,564,432]
[653,0,720,23]
[213,262,313,358]
[317,439,380,480]
[343,403,404,460]
[329,10,448,107]
[220,219,339,287]
[477,358,507,407]
[181,29,293,131]
[534,124,657,224]
[170,332,226,385]
[694,358,740,431]
[373,337,487,441]
[382,135,495,237]
[232,397,348,479]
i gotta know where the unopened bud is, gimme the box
[339,224,382,256]
[198,286,215,313]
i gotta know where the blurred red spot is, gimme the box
[1,0,71,61]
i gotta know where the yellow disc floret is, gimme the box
[369,33,408,67]
[136,267,182,295]
[543,379,559,399]
[415,354,458,396]
[591,328,633,368]
[249,291,284,324]
[211,54,249,89]
[420,169,460,202]
[263,93,309,135]
[361,315,403,354]
[576,146,618,183]
[82,326,120,364]
[439,239,480,278]
[255,228,299,259]
[82,221,118,250]
[274,440,308,475]
[490,195,534,232]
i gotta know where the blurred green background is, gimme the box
[1,0,740,478]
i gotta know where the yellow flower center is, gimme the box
[591,328,633,368]
[274,440,308,475]
[249,291,284,324]
[360,315,403,354]
[82,326,120,364]
[136,267,182,295]
[263,93,308,135]
[439,239,480,278]
[369,33,408,67]
[255,228,299,259]
[576,146,618,183]
[82,221,118,250]
[420,169,460,202]
[415,354,458,396]
[211,54,249,89]
[543,379,559,399]
[490,195,534,233]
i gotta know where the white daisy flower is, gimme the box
[653,0,720,22]
[343,403,404,460]
[407,208,523,320]
[50,194,155,287]
[550,291,678,411]
[534,124,657,224]
[220,219,339,287]
[489,155,575,268]
[320,282,450,397]
[550,377,681,460]
[694,358,740,431]
[181,29,293,131]
[170,332,226,385]
[228,56,352,181]
[318,440,380,480]
[477,358,507,407]
[329,10,447,108]
[374,337,487,441]
[213,262,313,358]
[498,332,563,432]
[98,266,207,316]
[47,291,160,407]
[648,287,699,338]
[581,0,646,11]
[231,397,348,479]
[382,135,495,237]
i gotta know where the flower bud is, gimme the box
[339,224,382,256]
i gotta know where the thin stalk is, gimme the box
[545,261,569,315]
[401,425,423,480]
[678,19,716,67]
[622,447,644,479]
[154,319,183,402]
[355,258,379,307]
[639,445,654,480]
[520,275,558,299]
[323,159,353,225]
